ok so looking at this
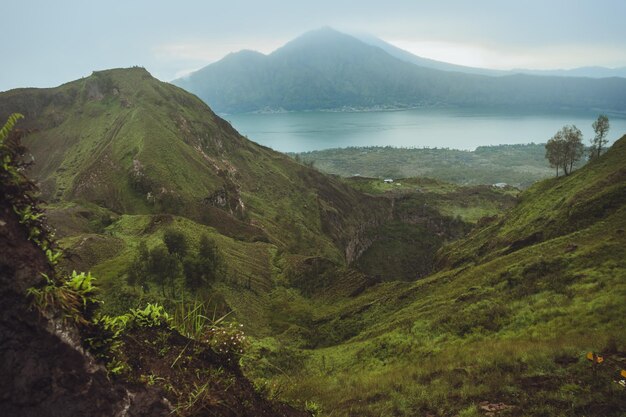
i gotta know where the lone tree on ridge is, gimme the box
[590,114,610,159]
[545,125,584,177]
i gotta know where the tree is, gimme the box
[545,125,584,176]
[591,114,610,159]
[147,246,182,297]
[163,229,188,258]
[545,132,566,177]
[562,125,584,175]
[126,241,149,288]
[183,234,223,290]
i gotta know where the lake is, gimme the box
[222,108,626,152]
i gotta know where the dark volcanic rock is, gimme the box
[0,203,170,417]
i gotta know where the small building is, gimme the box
[492,182,508,189]
[384,178,394,183]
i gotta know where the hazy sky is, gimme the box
[3,0,626,91]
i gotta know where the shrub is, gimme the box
[201,321,247,364]
[28,271,100,324]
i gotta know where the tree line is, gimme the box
[126,229,224,297]
[545,114,610,177]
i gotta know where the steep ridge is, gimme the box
[439,134,626,268]
[173,27,626,113]
[0,67,514,326]
[0,67,387,263]
[0,124,308,417]
[0,198,170,417]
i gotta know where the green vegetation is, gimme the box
[295,143,557,188]
[126,229,224,297]
[27,271,99,325]
[591,114,610,159]
[545,125,584,177]
[249,136,626,416]
[0,112,61,264]
[3,70,625,416]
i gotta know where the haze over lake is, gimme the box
[223,108,626,153]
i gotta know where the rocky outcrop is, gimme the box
[0,203,171,417]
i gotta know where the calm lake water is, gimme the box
[222,108,626,152]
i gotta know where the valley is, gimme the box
[1,66,625,416]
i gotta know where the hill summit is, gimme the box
[0,67,388,259]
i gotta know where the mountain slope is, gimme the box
[173,28,626,113]
[0,67,389,262]
[439,135,626,268]
[3,67,624,416]
[355,33,507,76]
[0,68,518,323]
[357,34,626,79]
[257,137,626,416]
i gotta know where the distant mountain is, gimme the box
[357,33,626,79]
[173,27,626,114]
[513,66,626,78]
[355,33,506,76]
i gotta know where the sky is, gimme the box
[3,0,626,91]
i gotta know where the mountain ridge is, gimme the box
[173,28,626,114]
[0,67,511,306]
[356,32,626,78]
[2,66,625,416]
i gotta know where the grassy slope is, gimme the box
[0,68,513,329]
[0,68,383,262]
[440,136,626,269]
[5,68,622,415]
[256,138,626,416]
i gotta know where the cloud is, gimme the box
[388,39,626,70]
[173,68,202,79]
[152,38,284,64]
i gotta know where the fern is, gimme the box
[0,113,23,144]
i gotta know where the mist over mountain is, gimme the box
[357,33,626,79]
[173,27,626,114]
[354,33,507,77]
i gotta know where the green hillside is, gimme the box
[2,68,624,416]
[0,67,384,263]
[0,67,512,319]
[258,137,626,416]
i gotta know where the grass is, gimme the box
[241,138,626,416]
[4,68,626,416]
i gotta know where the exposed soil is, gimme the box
[0,202,171,416]
[120,326,309,417]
